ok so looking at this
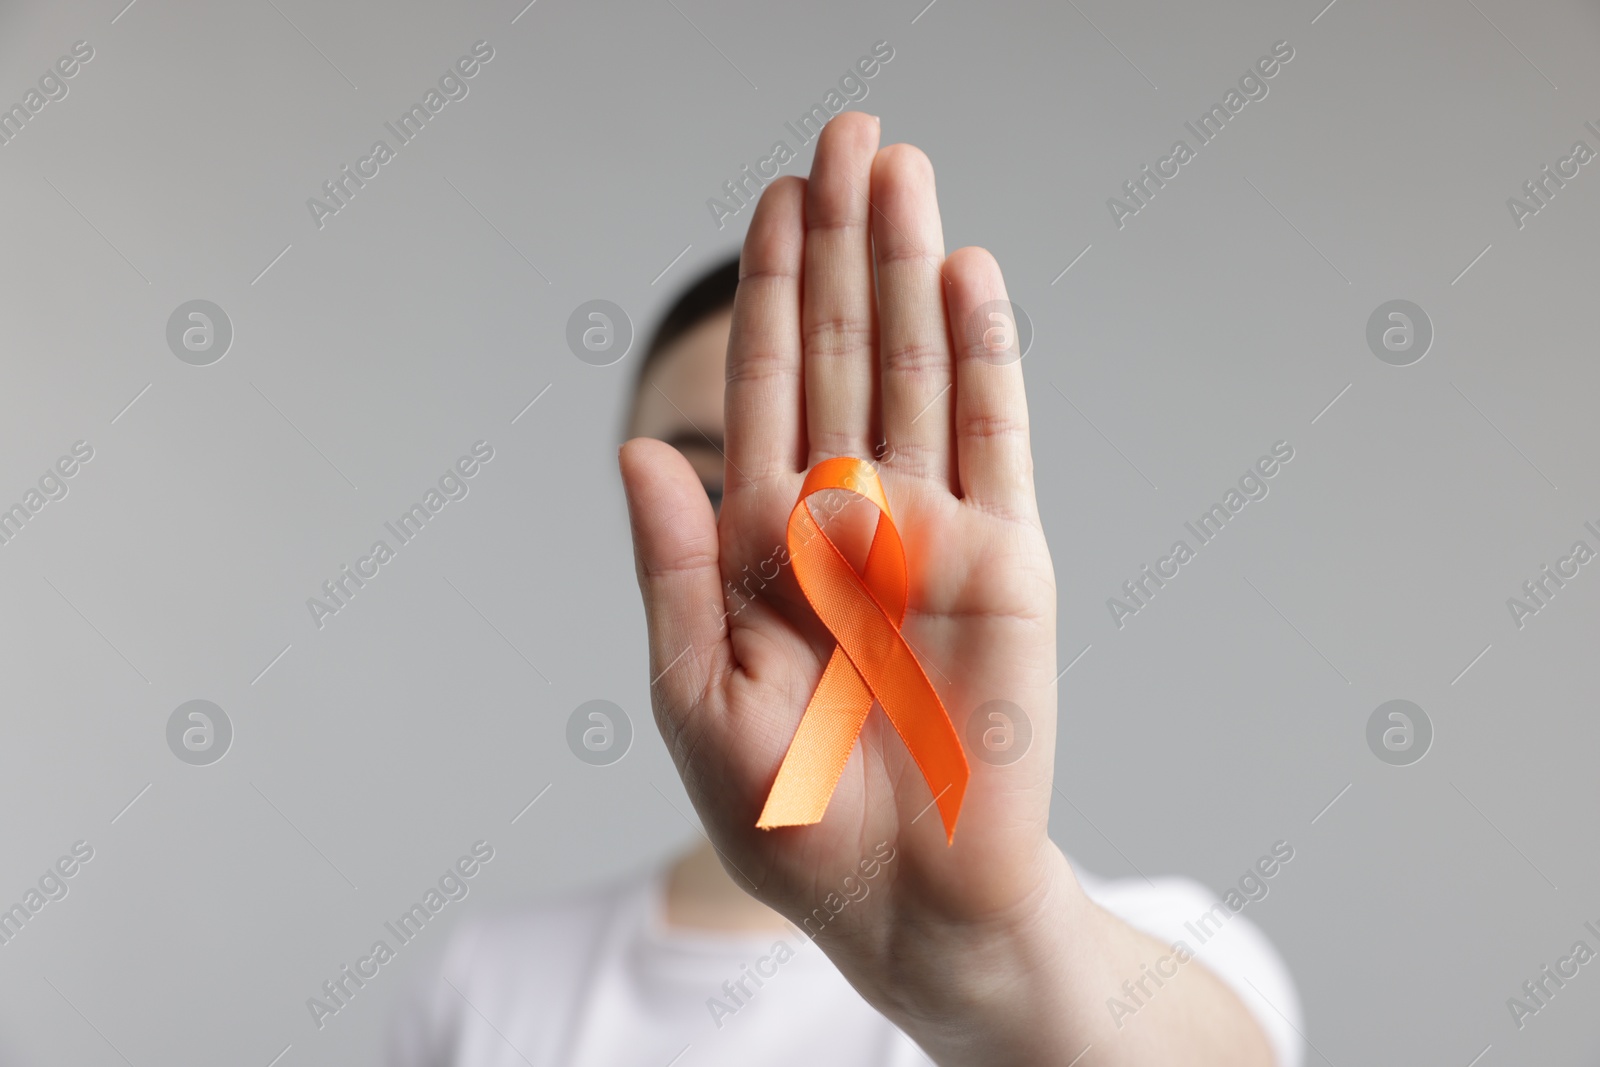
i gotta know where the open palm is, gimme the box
[620,113,1061,975]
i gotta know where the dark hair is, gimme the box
[631,254,740,398]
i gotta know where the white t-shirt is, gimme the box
[387,861,1303,1067]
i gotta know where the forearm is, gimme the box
[836,845,1277,1067]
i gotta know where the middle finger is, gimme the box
[803,112,881,466]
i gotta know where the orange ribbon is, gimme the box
[756,457,970,843]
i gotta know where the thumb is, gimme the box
[618,437,729,723]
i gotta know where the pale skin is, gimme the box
[620,112,1276,1065]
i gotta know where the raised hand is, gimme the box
[622,106,1057,910]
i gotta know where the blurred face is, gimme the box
[628,308,733,510]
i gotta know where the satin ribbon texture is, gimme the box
[756,457,970,844]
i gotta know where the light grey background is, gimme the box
[2,0,1597,1063]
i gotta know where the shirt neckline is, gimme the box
[624,866,830,981]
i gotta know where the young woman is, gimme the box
[389,113,1300,1067]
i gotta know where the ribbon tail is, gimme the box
[756,647,872,829]
[879,685,970,844]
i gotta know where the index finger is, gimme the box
[726,176,807,482]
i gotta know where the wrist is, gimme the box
[863,843,1107,1066]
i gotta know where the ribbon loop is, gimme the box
[756,458,970,843]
